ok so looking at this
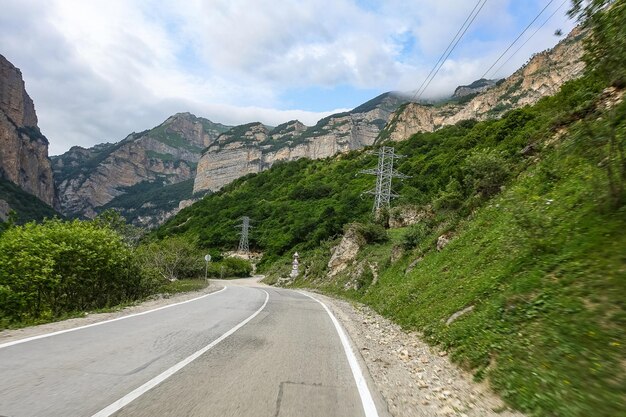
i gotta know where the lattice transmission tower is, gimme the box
[236,216,252,254]
[360,146,410,216]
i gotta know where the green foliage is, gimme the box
[350,221,388,244]
[155,155,373,268]
[207,257,253,278]
[569,0,626,85]
[0,177,60,224]
[401,221,432,250]
[0,219,145,325]
[100,179,201,226]
[433,178,464,210]
[462,148,510,198]
[135,236,204,281]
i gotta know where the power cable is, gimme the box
[415,0,488,101]
[481,0,556,79]
[491,0,569,77]
[411,0,484,101]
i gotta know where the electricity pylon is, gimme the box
[236,216,252,254]
[360,146,410,216]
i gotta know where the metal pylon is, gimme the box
[360,146,410,216]
[236,216,252,254]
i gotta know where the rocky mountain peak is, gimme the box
[52,112,232,222]
[452,78,498,98]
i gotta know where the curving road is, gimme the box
[0,280,389,417]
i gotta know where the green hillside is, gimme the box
[153,3,625,415]
[0,178,61,225]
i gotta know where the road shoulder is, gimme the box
[310,292,525,417]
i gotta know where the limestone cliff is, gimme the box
[53,113,230,220]
[382,27,587,142]
[452,78,498,98]
[0,54,56,207]
[193,92,406,193]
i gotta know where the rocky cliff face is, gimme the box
[452,78,499,98]
[0,54,56,207]
[193,92,406,193]
[53,112,230,220]
[382,28,587,142]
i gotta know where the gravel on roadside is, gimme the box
[312,292,525,417]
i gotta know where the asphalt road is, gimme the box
[0,282,388,417]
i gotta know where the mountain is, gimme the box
[380,27,587,142]
[193,92,407,193]
[0,54,56,209]
[452,78,498,98]
[52,112,231,224]
[0,177,59,224]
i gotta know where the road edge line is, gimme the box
[91,288,270,417]
[298,291,380,417]
[0,286,228,350]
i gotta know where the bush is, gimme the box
[0,219,143,323]
[402,222,432,250]
[350,222,388,244]
[433,178,465,210]
[462,148,510,198]
[207,257,253,278]
[135,236,204,281]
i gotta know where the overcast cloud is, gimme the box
[0,0,575,155]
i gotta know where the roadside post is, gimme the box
[204,254,211,281]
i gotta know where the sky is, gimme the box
[0,0,576,155]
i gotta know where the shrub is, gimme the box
[208,257,253,278]
[135,236,204,281]
[433,178,465,210]
[462,148,510,198]
[350,222,388,244]
[0,219,143,323]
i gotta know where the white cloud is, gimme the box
[0,0,576,155]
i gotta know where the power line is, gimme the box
[415,0,488,101]
[481,0,556,79]
[491,0,569,77]
[412,0,484,101]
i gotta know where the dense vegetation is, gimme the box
[0,219,149,325]
[153,3,625,415]
[0,177,60,225]
[0,212,252,329]
[100,178,205,226]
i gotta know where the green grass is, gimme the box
[159,278,210,295]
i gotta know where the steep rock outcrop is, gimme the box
[0,54,56,207]
[452,78,498,98]
[384,28,586,141]
[53,112,230,219]
[194,93,406,193]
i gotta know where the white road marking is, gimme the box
[299,291,380,417]
[91,289,270,417]
[0,286,228,349]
